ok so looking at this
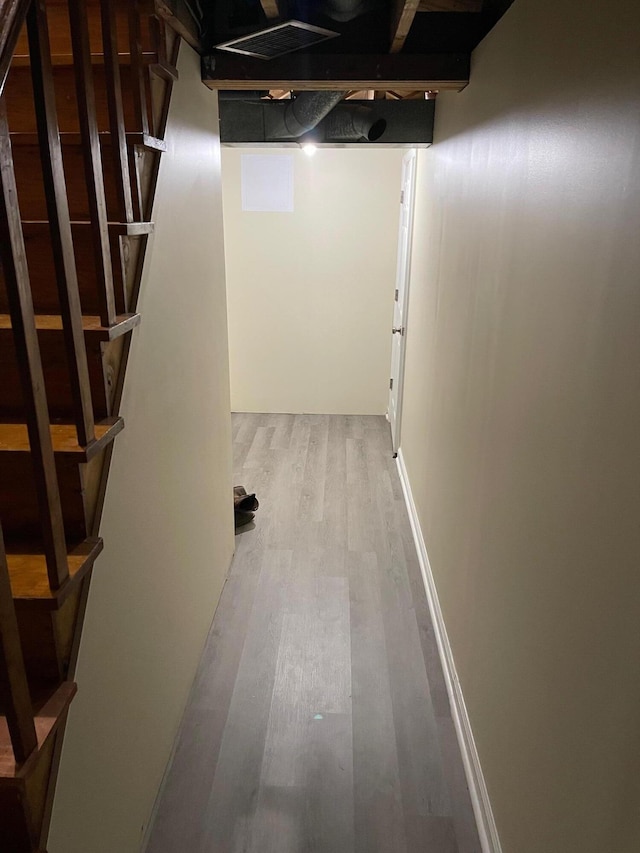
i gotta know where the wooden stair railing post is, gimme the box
[0,0,32,95]
[0,522,38,766]
[67,0,117,327]
[128,0,150,138]
[100,0,134,223]
[151,14,169,70]
[27,0,95,447]
[0,98,69,590]
[127,0,151,221]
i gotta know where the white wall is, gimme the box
[48,45,234,853]
[400,1,640,852]
[222,147,403,415]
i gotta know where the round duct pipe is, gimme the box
[283,91,345,137]
[320,0,381,21]
[324,105,387,141]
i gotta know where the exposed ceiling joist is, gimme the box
[390,0,483,53]
[418,0,483,10]
[390,0,421,54]
[345,90,375,100]
[386,89,426,98]
[202,52,470,91]
[257,0,281,21]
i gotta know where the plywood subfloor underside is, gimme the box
[146,413,481,853]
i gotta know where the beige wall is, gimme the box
[400,1,640,852]
[222,147,403,415]
[48,45,234,853]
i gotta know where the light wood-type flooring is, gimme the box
[146,413,481,853]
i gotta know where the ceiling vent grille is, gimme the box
[214,21,340,60]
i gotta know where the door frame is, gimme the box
[389,148,417,453]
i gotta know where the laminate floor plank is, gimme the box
[348,549,408,853]
[346,437,380,554]
[146,413,481,853]
[363,431,452,823]
[437,718,483,853]
[249,569,353,852]
[268,416,312,550]
[233,411,264,444]
[147,707,221,852]
[380,566,452,821]
[301,710,355,853]
[243,425,277,469]
[298,421,329,526]
[232,440,252,472]
[197,549,295,853]
[318,416,348,550]
[269,412,296,450]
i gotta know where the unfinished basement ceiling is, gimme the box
[200,0,517,93]
[194,0,516,144]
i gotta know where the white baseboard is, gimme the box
[395,449,502,853]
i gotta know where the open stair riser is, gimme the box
[0,223,152,316]
[0,312,141,421]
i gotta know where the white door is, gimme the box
[389,149,417,452]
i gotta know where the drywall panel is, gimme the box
[48,45,234,853]
[222,147,403,414]
[400,1,640,852]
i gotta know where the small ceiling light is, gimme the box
[302,143,317,156]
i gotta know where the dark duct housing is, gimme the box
[218,96,435,146]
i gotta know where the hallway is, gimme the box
[145,413,481,853]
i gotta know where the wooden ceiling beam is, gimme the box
[258,0,281,21]
[390,0,483,55]
[390,0,420,54]
[202,52,470,91]
[418,0,483,11]
[345,89,375,100]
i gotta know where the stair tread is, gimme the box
[150,59,179,82]
[0,312,141,340]
[0,418,124,459]
[10,131,166,152]
[6,538,103,609]
[21,219,155,235]
[10,51,158,68]
[0,682,77,780]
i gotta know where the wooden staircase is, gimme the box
[0,2,181,849]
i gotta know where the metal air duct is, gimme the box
[275,90,345,138]
[219,98,435,146]
[324,105,387,141]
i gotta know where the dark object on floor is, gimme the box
[234,486,259,528]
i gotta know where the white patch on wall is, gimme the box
[241,154,294,212]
